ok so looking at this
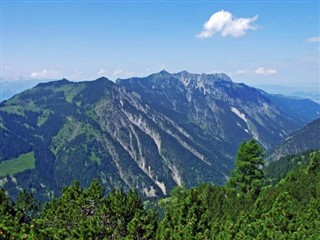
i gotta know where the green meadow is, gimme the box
[0,152,35,177]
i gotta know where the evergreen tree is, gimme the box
[307,151,320,173]
[0,149,318,239]
[228,139,264,197]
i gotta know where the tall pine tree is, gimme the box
[228,139,264,197]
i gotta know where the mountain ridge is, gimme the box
[0,71,319,200]
[118,71,319,149]
[266,118,320,162]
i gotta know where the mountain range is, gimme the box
[266,118,320,162]
[0,71,319,200]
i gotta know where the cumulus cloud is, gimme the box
[30,69,63,79]
[97,68,107,76]
[113,69,123,76]
[197,10,258,39]
[306,36,320,43]
[255,67,277,75]
[235,69,247,75]
[113,69,134,77]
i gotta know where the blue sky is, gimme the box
[1,0,319,93]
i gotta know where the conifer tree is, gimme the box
[228,139,264,197]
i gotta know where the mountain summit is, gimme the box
[118,71,319,149]
[0,72,319,200]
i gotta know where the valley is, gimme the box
[0,71,319,201]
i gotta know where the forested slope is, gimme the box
[1,146,319,239]
[1,72,319,201]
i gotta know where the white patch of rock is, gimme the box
[231,107,248,123]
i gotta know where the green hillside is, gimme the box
[0,148,319,239]
[0,152,35,177]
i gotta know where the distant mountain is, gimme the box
[259,91,320,124]
[0,71,319,200]
[266,118,320,162]
[264,150,320,185]
[118,70,319,149]
[253,84,320,104]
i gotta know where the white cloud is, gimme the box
[113,69,123,76]
[255,67,277,75]
[306,36,320,43]
[97,68,107,76]
[235,69,247,75]
[30,69,63,79]
[113,69,134,78]
[197,10,258,39]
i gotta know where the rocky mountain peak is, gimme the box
[158,69,171,75]
[173,71,232,88]
[95,76,110,81]
[119,71,233,89]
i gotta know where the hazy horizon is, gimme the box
[1,0,319,94]
[1,70,319,104]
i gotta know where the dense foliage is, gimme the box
[264,150,319,185]
[228,139,264,197]
[0,180,158,239]
[1,148,319,239]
